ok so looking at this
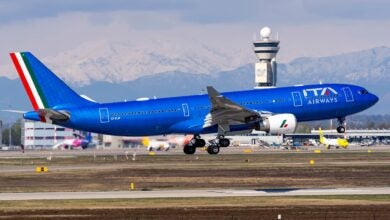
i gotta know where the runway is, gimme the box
[1,187,389,200]
[0,145,388,158]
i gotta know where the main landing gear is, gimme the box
[206,135,230,155]
[183,135,206,155]
[336,117,346,133]
[183,135,231,155]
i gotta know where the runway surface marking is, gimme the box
[0,187,389,200]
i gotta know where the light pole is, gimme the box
[8,123,11,147]
[0,120,2,146]
[0,102,14,147]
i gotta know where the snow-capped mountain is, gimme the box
[278,46,390,84]
[42,39,253,85]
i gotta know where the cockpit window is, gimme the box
[358,89,369,95]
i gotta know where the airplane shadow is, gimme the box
[255,188,333,193]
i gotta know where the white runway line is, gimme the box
[0,187,389,201]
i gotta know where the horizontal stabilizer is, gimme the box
[37,109,70,123]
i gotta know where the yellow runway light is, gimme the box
[243,149,253,153]
[36,167,48,172]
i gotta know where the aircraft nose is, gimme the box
[371,94,379,104]
[368,93,379,107]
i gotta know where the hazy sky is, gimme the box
[0,0,389,68]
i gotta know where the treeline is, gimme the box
[1,119,21,146]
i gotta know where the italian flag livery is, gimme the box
[10,52,48,111]
[9,52,92,123]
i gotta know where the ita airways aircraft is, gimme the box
[9,52,378,155]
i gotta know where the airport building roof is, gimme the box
[311,129,390,137]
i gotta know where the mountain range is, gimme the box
[0,39,253,85]
[0,45,389,124]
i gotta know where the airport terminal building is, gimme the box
[22,120,75,149]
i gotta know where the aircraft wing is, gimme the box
[0,110,26,114]
[204,86,261,133]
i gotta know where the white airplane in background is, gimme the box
[144,135,193,151]
[120,135,193,152]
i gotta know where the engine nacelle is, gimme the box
[254,113,297,134]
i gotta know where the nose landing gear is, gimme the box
[337,117,346,133]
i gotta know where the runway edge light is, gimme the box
[36,166,48,172]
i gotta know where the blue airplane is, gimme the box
[9,52,378,155]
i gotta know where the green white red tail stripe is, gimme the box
[10,52,47,111]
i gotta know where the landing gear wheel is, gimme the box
[183,144,196,155]
[337,126,345,133]
[207,145,220,155]
[197,139,206,147]
[219,138,230,147]
[190,136,206,148]
[336,117,346,133]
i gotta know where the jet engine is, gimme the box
[254,113,297,134]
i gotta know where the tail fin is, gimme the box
[10,52,93,110]
[318,128,326,144]
[142,137,150,147]
[85,132,92,143]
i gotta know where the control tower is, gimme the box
[253,27,280,87]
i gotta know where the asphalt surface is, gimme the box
[1,144,389,158]
[0,187,389,200]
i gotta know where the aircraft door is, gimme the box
[182,103,190,117]
[99,108,110,123]
[291,92,303,107]
[342,87,354,102]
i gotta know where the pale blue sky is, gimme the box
[1,0,390,24]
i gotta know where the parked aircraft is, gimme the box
[52,132,92,150]
[144,135,192,151]
[318,128,349,149]
[10,52,378,154]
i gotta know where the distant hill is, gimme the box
[0,46,389,123]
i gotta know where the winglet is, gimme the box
[207,86,220,98]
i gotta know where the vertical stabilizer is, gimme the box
[318,128,327,144]
[10,52,93,110]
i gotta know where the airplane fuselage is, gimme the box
[12,52,379,155]
[24,83,377,136]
